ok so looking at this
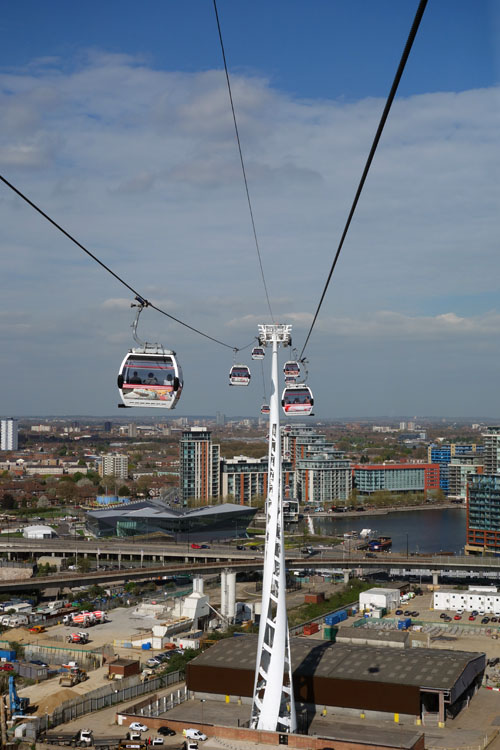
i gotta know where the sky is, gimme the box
[1,1,499,419]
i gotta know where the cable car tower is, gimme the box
[250,324,296,733]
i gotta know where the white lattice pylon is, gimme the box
[250,325,296,732]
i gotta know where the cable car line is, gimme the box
[298,0,428,361]
[0,173,248,352]
[213,0,275,325]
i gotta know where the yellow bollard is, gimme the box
[225,695,230,703]
[394,713,399,723]
[360,711,365,719]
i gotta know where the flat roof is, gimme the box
[192,635,485,692]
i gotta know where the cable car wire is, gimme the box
[213,0,275,324]
[0,173,251,352]
[299,0,428,360]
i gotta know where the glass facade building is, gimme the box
[354,463,440,495]
[466,474,500,555]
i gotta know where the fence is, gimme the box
[121,684,188,719]
[49,670,184,728]
[24,643,101,672]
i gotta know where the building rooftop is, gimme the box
[192,635,485,692]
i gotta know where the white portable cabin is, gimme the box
[359,587,400,612]
[433,589,500,614]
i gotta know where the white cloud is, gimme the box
[1,51,499,415]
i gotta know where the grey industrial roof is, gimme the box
[336,626,408,644]
[192,634,485,692]
[87,502,255,520]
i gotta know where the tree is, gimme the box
[118,485,130,497]
[0,494,16,510]
[77,558,91,573]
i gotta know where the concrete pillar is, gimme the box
[343,569,350,584]
[438,691,445,726]
[432,571,439,586]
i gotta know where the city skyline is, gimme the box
[1,2,499,418]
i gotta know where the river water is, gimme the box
[299,507,466,555]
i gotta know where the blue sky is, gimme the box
[1,1,499,418]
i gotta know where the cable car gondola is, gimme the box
[117,296,183,409]
[229,364,251,386]
[261,404,270,415]
[117,348,183,408]
[252,346,265,360]
[283,361,301,380]
[281,383,314,416]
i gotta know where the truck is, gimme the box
[40,730,119,748]
[67,632,89,644]
[59,669,88,686]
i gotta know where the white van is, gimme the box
[182,730,207,742]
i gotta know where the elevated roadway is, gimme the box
[2,547,500,593]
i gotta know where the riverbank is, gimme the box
[309,501,464,518]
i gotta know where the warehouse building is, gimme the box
[186,635,485,725]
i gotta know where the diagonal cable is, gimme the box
[299,0,428,359]
[213,0,275,324]
[0,173,245,351]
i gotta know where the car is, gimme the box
[200,544,210,549]
[482,617,490,624]
[492,617,498,623]
[403,611,411,616]
[236,545,245,550]
[472,610,479,616]
[146,658,162,667]
[191,544,202,549]
[469,615,476,621]
[444,615,452,622]
[129,723,148,732]
[157,727,176,737]
[395,610,403,616]
[0,663,14,671]
[453,615,461,620]
[152,739,164,746]
[439,613,447,619]
[183,729,207,741]
[30,659,48,667]
[411,611,419,617]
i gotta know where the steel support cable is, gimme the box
[0,173,246,351]
[213,0,275,324]
[299,0,428,360]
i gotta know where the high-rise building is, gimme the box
[220,455,295,505]
[282,425,352,503]
[128,423,138,438]
[216,411,226,426]
[1,419,18,451]
[98,454,129,480]
[428,443,483,494]
[104,421,112,432]
[483,427,500,474]
[180,427,220,502]
[466,474,500,555]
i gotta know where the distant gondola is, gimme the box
[229,364,251,386]
[252,346,265,360]
[261,404,270,415]
[283,361,301,380]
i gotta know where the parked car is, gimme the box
[439,613,447,619]
[0,663,14,671]
[403,611,411,616]
[411,611,419,617]
[30,659,48,667]
[191,544,202,549]
[146,658,162,667]
[129,723,148,732]
[469,615,476,621]
[482,617,490,624]
[453,615,461,621]
[492,617,498,623]
[200,544,210,549]
[157,727,176,737]
[236,545,245,550]
[183,729,207,742]
[395,610,403,616]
